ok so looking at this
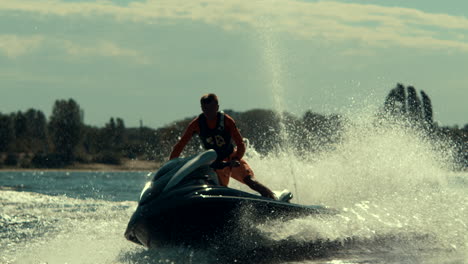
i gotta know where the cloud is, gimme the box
[0,33,149,64]
[1,0,468,52]
[61,40,151,64]
[0,35,44,58]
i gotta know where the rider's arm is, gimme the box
[169,118,199,159]
[225,115,245,160]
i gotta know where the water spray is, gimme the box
[254,12,300,201]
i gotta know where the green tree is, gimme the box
[12,111,32,152]
[115,118,127,150]
[420,90,433,128]
[0,113,15,152]
[116,118,125,134]
[407,86,422,122]
[48,99,84,163]
[384,83,406,117]
[82,125,100,154]
[103,117,117,150]
[24,109,48,152]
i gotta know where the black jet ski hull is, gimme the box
[124,151,334,248]
[124,185,330,248]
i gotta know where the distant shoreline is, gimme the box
[0,159,160,172]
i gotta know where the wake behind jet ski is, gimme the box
[124,150,333,248]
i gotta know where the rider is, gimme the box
[169,93,276,199]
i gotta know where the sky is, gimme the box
[1,0,467,128]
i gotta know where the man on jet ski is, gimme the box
[170,93,277,199]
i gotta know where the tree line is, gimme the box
[0,85,467,170]
[0,98,343,168]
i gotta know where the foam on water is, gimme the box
[1,190,137,264]
[0,183,218,264]
[231,114,467,262]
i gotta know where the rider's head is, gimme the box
[200,93,219,120]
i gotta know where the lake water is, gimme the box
[1,167,466,263]
[1,125,467,263]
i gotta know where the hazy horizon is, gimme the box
[1,0,467,128]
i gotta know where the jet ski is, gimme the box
[124,150,333,248]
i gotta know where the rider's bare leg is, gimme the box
[244,176,276,199]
